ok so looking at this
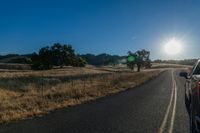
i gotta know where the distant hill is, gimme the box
[0,54,32,64]
[0,53,197,67]
[0,53,127,66]
[79,53,126,66]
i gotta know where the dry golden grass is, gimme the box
[151,63,192,69]
[0,67,162,124]
[0,66,109,78]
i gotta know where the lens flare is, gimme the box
[164,38,182,55]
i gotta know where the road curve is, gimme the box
[0,69,189,133]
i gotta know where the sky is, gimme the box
[0,0,200,60]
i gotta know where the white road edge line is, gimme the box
[158,70,176,133]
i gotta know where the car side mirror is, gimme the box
[179,72,188,79]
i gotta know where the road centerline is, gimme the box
[169,70,177,133]
[158,70,177,133]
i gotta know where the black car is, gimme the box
[180,59,200,133]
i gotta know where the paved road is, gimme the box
[0,69,190,133]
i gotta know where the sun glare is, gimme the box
[164,38,182,55]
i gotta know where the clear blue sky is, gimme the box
[0,0,200,59]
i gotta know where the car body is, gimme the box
[181,59,200,133]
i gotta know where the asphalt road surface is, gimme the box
[0,69,190,133]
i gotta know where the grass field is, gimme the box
[151,63,192,69]
[0,65,163,124]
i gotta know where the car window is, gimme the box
[193,62,200,75]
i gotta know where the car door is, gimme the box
[189,61,200,116]
[185,61,199,102]
[186,64,197,101]
[192,61,200,109]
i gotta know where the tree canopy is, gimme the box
[127,49,151,72]
[31,43,86,70]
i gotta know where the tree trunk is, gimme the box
[137,64,141,72]
[131,66,134,71]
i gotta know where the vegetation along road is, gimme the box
[0,69,190,133]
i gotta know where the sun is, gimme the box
[164,38,182,55]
